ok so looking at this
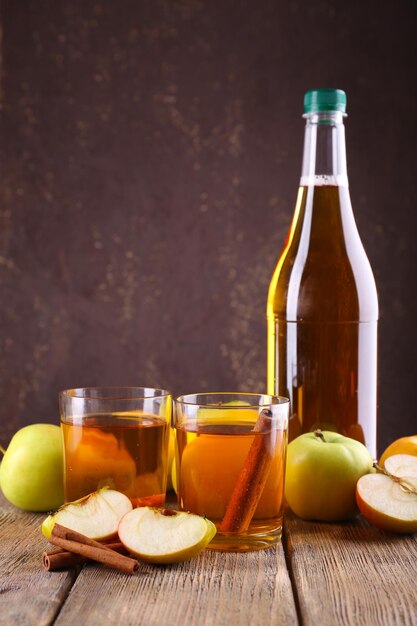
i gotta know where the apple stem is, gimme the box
[0,444,6,456]
[373,462,417,496]
[314,429,326,442]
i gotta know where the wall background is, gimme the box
[0,0,416,454]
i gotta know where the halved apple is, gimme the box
[356,454,417,533]
[42,488,132,540]
[118,507,216,563]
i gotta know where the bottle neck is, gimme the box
[300,111,348,187]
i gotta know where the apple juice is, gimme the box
[267,185,378,454]
[267,91,378,458]
[62,413,169,506]
[176,421,286,551]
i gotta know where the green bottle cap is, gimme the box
[304,88,347,113]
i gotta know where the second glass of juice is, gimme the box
[60,387,171,506]
[174,392,289,552]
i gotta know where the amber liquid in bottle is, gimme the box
[267,104,378,458]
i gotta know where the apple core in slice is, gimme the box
[41,488,132,540]
[118,507,216,563]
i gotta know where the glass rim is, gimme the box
[174,391,290,409]
[59,386,171,401]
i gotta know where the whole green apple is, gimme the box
[285,430,373,521]
[0,423,64,511]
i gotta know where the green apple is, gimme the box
[285,429,373,521]
[118,507,217,563]
[42,488,132,539]
[0,424,64,511]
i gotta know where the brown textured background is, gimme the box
[0,0,416,454]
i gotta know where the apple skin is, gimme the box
[285,431,373,522]
[379,435,417,467]
[0,424,64,511]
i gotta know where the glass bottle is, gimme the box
[267,89,378,458]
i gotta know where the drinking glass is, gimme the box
[174,392,289,551]
[60,387,171,506]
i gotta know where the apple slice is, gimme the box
[42,488,132,540]
[356,454,417,533]
[118,507,217,563]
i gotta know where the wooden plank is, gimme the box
[0,493,76,626]
[285,511,417,626]
[54,543,298,626]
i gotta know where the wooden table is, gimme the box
[1,491,416,626]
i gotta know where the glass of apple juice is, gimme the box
[60,387,172,507]
[174,393,289,552]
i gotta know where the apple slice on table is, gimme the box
[42,488,132,540]
[356,454,417,533]
[118,507,216,564]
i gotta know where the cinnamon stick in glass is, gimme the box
[220,409,273,533]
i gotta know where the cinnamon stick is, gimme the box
[51,524,120,550]
[42,542,128,571]
[220,409,274,533]
[48,524,139,574]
